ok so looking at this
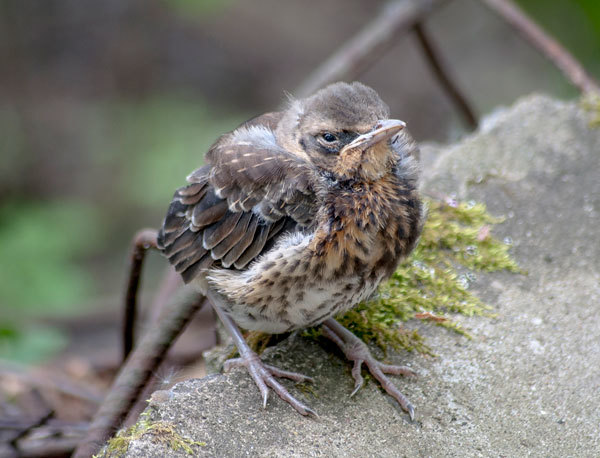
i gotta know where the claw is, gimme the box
[207,291,317,416]
[223,352,315,416]
[322,318,416,419]
[304,406,319,418]
[350,360,364,397]
[407,403,415,421]
[350,382,363,398]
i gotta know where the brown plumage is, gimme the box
[157,82,423,418]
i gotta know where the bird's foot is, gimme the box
[322,318,416,420]
[207,289,316,416]
[224,352,317,417]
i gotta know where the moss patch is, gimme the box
[334,198,520,355]
[247,197,520,356]
[98,412,205,457]
[581,91,600,127]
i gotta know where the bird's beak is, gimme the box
[344,119,406,152]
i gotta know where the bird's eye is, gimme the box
[321,132,337,143]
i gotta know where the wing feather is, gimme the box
[180,253,214,284]
[232,223,271,269]
[191,190,228,229]
[162,229,201,257]
[157,112,318,284]
[221,216,258,268]
[211,212,253,259]
[174,244,208,273]
[202,211,242,249]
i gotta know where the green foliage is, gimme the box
[162,0,236,18]
[0,200,103,314]
[516,0,600,78]
[1,96,247,364]
[100,412,205,457]
[0,325,67,364]
[0,200,104,362]
[93,97,247,209]
[336,198,520,355]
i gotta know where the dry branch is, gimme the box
[0,361,103,405]
[413,22,478,129]
[481,0,600,94]
[295,0,449,98]
[73,294,207,458]
[122,229,158,362]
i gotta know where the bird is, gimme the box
[157,81,423,418]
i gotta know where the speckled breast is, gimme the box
[206,172,422,334]
[205,230,386,334]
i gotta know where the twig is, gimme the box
[295,0,449,98]
[73,294,207,458]
[0,361,104,405]
[19,438,81,458]
[413,22,478,129]
[149,267,183,324]
[18,437,83,458]
[0,418,88,433]
[1,419,88,457]
[481,0,600,94]
[9,409,54,450]
[123,229,158,362]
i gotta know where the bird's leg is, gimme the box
[321,318,416,420]
[206,289,316,417]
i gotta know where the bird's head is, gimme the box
[276,81,415,183]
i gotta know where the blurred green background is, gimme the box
[0,0,598,363]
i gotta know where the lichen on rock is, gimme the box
[98,411,205,458]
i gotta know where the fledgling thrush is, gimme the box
[157,82,423,418]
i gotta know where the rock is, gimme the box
[122,94,600,457]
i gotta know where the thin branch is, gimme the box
[123,229,158,362]
[295,0,449,98]
[17,437,83,458]
[481,0,600,94]
[9,409,54,450]
[149,267,183,324]
[2,419,88,457]
[0,361,104,404]
[413,22,478,129]
[73,294,207,458]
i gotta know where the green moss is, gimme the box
[581,91,600,127]
[300,198,520,357]
[334,198,521,355]
[98,412,205,458]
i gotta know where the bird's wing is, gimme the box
[157,112,317,283]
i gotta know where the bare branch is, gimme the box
[73,294,206,458]
[295,0,449,98]
[123,229,158,362]
[481,0,599,94]
[0,361,104,404]
[413,22,478,129]
[19,438,81,458]
[9,409,54,451]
